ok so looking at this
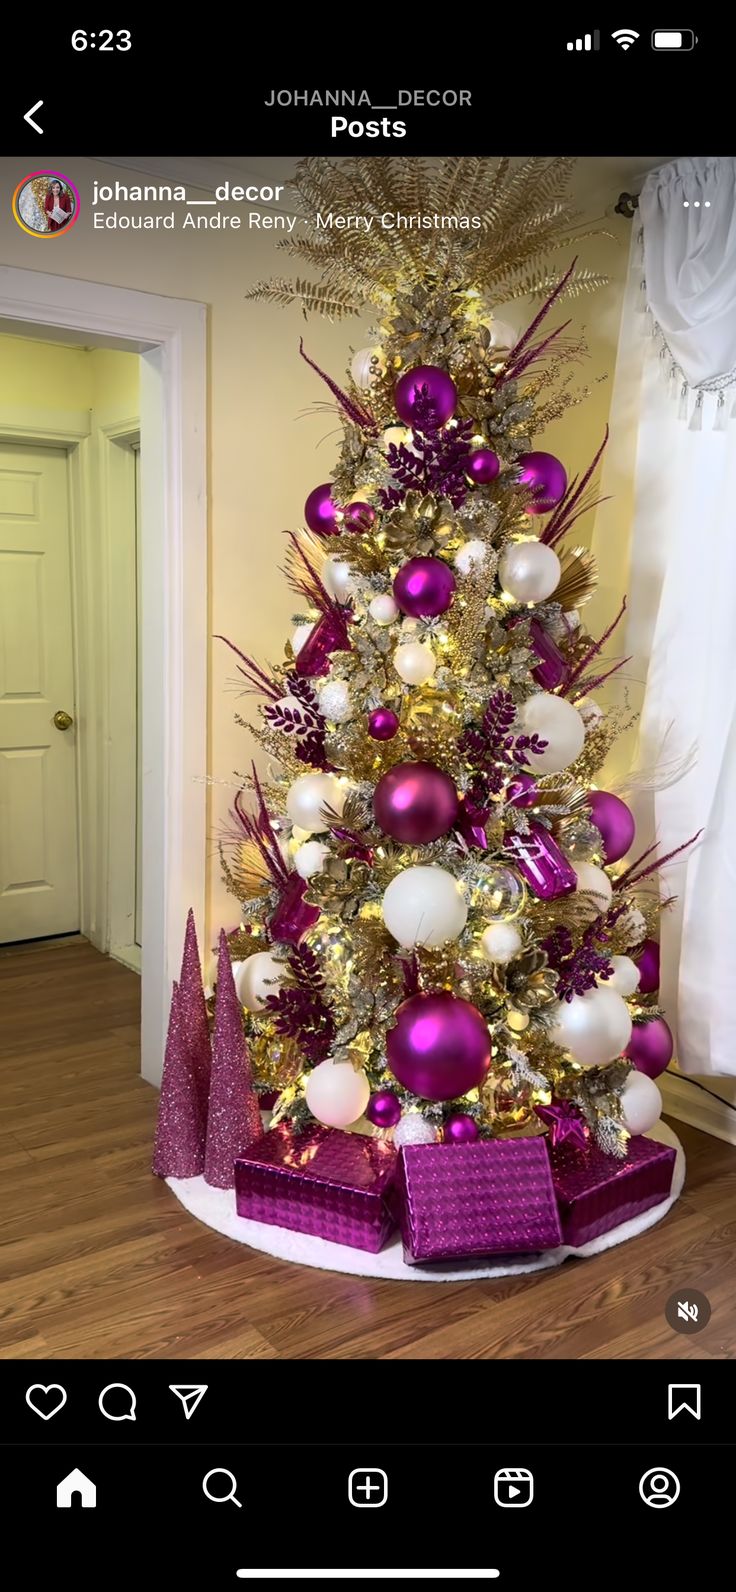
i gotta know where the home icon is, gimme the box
[57,1468,96,1508]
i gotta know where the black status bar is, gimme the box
[0,27,724,155]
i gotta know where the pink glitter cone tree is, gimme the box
[152,981,208,1179]
[177,907,212,1115]
[204,930,263,1188]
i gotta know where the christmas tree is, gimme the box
[218,156,691,1162]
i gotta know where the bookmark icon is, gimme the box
[667,1383,701,1420]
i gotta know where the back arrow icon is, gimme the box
[24,100,44,134]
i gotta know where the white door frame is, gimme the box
[102,418,141,973]
[0,265,207,1087]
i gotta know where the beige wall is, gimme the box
[0,333,93,408]
[0,156,631,948]
[0,331,139,414]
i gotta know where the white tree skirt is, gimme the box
[167,1122,684,1283]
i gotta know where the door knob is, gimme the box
[53,709,74,731]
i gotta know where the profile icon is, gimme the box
[639,1466,680,1508]
[12,171,80,237]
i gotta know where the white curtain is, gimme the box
[619,157,736,1075]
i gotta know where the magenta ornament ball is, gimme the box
[368,706,400,742]
[505,772,538,810]
[344,501,376,534]
[588,790,636,864]
[366,1089,402,1130]
[443,1112,480,1144]
[466,448,500,485]
[625,1017,674,1079]
[517,451,568,515]
[374,760,459,845]
[635,938,661,995]
[387,991,492,1101]
[394,364,457,427]
[393,556,456,619]
[304,482,341,537]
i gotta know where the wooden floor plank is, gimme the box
[1,938,734,1359]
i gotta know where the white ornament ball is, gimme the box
[620,1071,663,1136]
[305,1058,371,1129]
[235,950,284,1013]
[499,540,562,603]
[291,825,312,845]
[292,622,315,657]
[481,921,522,966]
[393,1113,439,1148]
[286,772,345,835]
[393,639,436,686]
[575,860,613,915]
[382,864,468,949]
[550,985,633,1067]
[601,955,641,997]
[323,557,354,603]
[317,679,353,723]
[519,692,586,774]
[454,539,489,576]
[369,593,399,626]
[351,346,383,390]
[294,840,329,880]
[204,951,219,998]
[383,424,411,452]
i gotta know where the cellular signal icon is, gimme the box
[612,28,640,49]
[567,31,600,50]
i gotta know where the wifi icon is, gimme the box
[612,28,640,49]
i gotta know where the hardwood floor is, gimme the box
[0,938,734,1360]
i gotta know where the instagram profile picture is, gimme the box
[12,171,80,238]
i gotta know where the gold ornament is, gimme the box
[225,924,268,961]
[248,1027,302,1091]
[488,941,559,1021]
[403,686,461,735]
[491,1072,546,1135]
[382,491,457,557]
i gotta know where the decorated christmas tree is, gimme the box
[216,157,692,1177]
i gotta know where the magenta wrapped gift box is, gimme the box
[390,1137,563,1265]
[234,1123,398,1253]
[551,1134,676,1246]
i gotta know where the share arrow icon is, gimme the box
[169,1384,208,1420]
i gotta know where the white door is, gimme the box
[0,442,79,942]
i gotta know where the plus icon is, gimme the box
[348,1468,388,1508]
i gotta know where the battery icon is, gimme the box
[651,29,697,49]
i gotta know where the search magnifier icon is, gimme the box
[202,1468,242,1507]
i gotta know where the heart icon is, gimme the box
[26,1383,67,1420]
